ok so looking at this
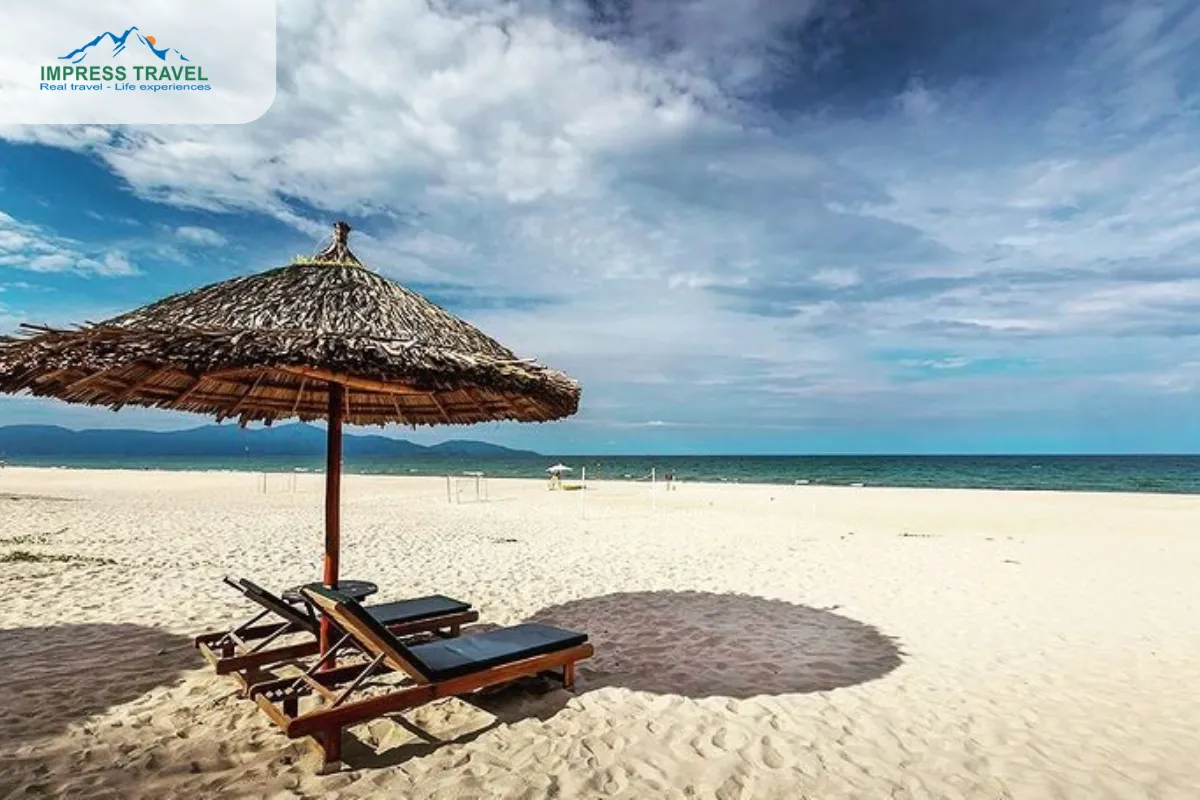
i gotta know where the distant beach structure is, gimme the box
[547,463,571,490]
[448,471,488,503]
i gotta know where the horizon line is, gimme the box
[3,424,1199,458]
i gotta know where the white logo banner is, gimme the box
[0,0,277,124]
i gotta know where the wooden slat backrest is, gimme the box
[303,586,432,683]
[234,577,319,633]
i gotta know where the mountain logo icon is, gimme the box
[60,26,189,65]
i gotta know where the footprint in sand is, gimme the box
[711,725,750,754]
[756,735,787,769]
[715,771,759,800]
[596,764,629,796]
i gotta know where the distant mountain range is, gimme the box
[0,424,538,459]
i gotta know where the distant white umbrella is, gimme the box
[547,464,572,473]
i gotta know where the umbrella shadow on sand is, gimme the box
[0,623,196,750]
[530,590,904,699]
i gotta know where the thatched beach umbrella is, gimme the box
[0,221,580,653]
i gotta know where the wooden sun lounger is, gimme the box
[195,577,479,690]
[249,585,594,771]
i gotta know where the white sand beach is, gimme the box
[3,467,1200,798]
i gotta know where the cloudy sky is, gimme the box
[2,0,1200,454]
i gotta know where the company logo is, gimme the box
[61,26,189,64]
[40,26,211,92]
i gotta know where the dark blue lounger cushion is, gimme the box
[237,579,470,633]
[304,586,586,682]
[407,622,588,681]
[366,594,472,625]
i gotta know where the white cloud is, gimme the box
[897,78,938,120]
[1,1,727,213]
[0,210,140,277]
[897,357,972,370]
[88,251,139,277]
[810,267,860,289]
[175,226,228,246]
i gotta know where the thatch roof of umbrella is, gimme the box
[0,221,579,426]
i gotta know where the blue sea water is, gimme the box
[6,454,1200,495]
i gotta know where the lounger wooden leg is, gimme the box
[316,727,342,773]
[563,661,576,690]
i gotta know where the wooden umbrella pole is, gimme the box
[319,381,346,659]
